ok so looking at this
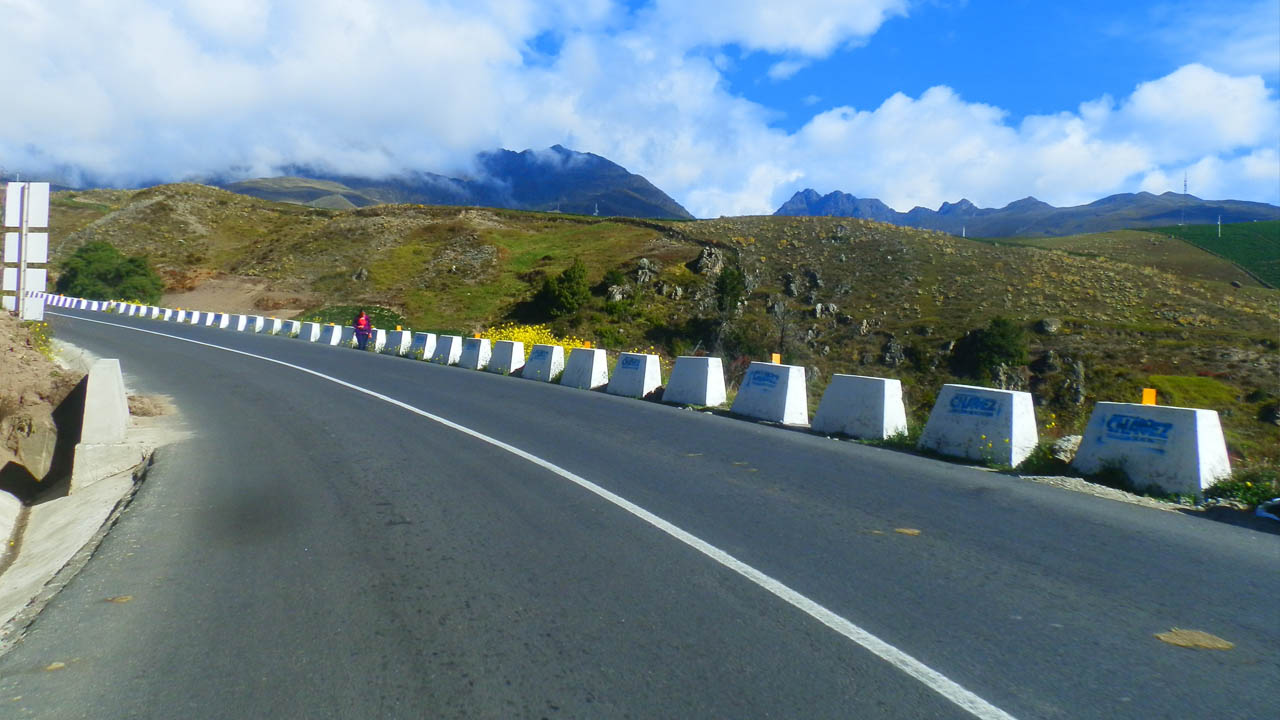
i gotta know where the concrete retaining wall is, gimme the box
[524,344,565,382]
[1072,402,1231,495]
[488,340,524,375]
[459,338,491,370]
[812,374,908,440]
[918,384,1038,467]
[730,362,808,425]
[80,359,130,445]
[431,335,463,365]
[662,356,726,407]
[607,353,661,399]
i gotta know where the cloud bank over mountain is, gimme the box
[2,0,1275,217]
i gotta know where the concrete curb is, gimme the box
[0,356,159,654]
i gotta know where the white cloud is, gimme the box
[767,59,809,81]
[1153,0,1280,79]
[0,0,1276,218]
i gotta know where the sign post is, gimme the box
[3,182,50,320]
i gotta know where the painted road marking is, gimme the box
[54,312,1019,720]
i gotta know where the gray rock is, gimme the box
[1051,435,1082,463]
[1032,349,1062,374]
[635,258,659,284]
[881,338,906,367]
[693,246,725,275]
[1036,317,1062,334]
[9,410,58,480]
[606,285,627,302]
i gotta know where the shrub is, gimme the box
[1205,465,1280,507]
[714,264,747,314]
[55,241,164,304]
[950,316,1029,381]
[533,258,591,318]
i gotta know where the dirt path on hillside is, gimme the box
[161,273,318,319]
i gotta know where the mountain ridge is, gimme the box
[775,188,1280,237]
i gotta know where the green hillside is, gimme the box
[1144,221,1280,288]
[45,184,1280,465]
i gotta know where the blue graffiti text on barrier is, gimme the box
[949,393,1000,418]
[529,349,548,361]
[1102,414,1173,452]
[619,356,643,370]
[747,370,779,390]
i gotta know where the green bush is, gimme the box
[714,264,747,314]
[950,316,1029,381]
[1205,465,1279,507]
[55,241,164,304]
[534,258,590,318]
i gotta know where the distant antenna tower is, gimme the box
[593,202,599,217]
[1180,171,1187,226]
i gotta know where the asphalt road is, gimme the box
[0,309,1275,719]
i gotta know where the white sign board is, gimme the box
[4,182,51,228]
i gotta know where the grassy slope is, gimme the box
[47,184,1280,462]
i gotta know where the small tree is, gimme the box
[714,264,747,315]
[950,316,1029,381]
[533,258,591,318]
[55,241,164,304]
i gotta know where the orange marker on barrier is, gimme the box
[1142,388,1157,405]
[770,352,781,364]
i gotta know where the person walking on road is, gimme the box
[353,310,373,350]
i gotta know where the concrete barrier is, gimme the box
[430,335,463,365]
[174,309,186,323]
[812,374,908,440]
[212,313,230,329]
[233,314,249,332]
[1072,402,1231,495]
[280,320,301,337]
[367,328,386,352]
[159,308,172,321]
[487,340,524,375]
[148,306,161,319]
[608,353,662,399]
[383,330,412,356]
[321,324,344,345]
[562,348,609,390]
[247,315,266,333]
[918,384,1038,467]
[410,332,437,360]
[459,338,491,370]
[730,362,809,426]
[80,359,130,445]
[662,356,727,407]
[340,326,356,347]
[298,322,322,342]
[524,344,565,382]
[264,317,282,335]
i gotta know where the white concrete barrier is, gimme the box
[321,324,344,345]
[187,310,201,324]
[430,335,463,365]
[340,326,356,347]
[562,348,609,390]
[662,356,727,407]
[608,353,662,399]
[918,384,1038,467]
[233,314,249,331]
[213,313,230,329]
[487,340,524,375]
[174,309,186,323]
[459,338,491,370]
[280,320,301,337]
[76,299,87,310]
[264,317,282,335]
[1072,402,1231,496]
[524,344,565,382]
[247,315,266,333]
[383,330,412,356]
[298,322,322,342]
[148,306,161,319]
[80,359,130,445]
[157,308,171,321]
[730,362,809,425]
[411,332,436,360]
[367,328,386,352]
[812,374,908,440]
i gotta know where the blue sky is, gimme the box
[2,0,1277,217]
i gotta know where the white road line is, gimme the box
[55,312,1020,720]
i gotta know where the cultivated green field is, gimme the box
[1144,221,1279,288]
